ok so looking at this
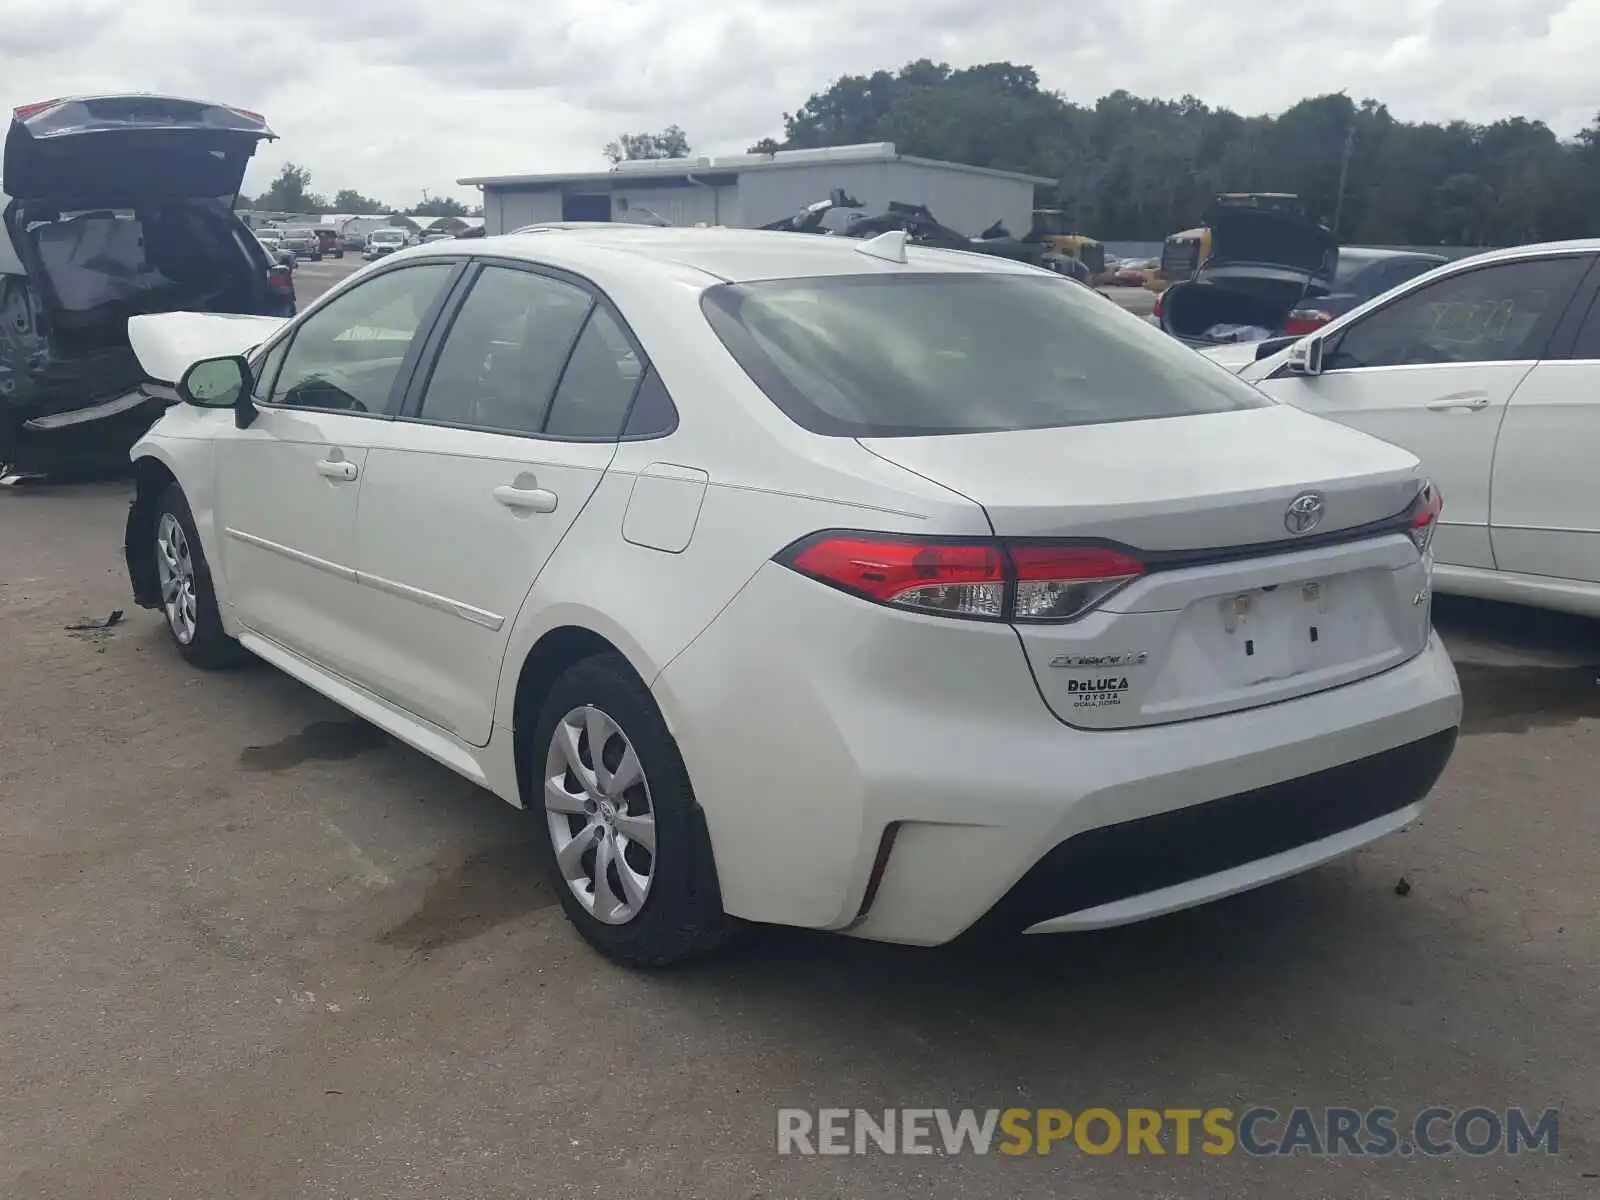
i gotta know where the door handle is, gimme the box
[493,484,558,514]
[315,457,359,481]
[1425,393,1490,412]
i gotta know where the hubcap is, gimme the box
[543,705,656,925]
[154,513,198,645]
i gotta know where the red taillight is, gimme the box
[787,536,1007,618]
[1152,290,1164,318]
[1409,482,1443,554]
[780,533,1144,623]
[1283,308,1334,336]
[13,99,62,121]
[266,266,293,295]
[1007,543,1145,621]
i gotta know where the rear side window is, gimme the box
[543,309,646,439]
[701,273,1270,437]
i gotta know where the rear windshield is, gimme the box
[701,273,1271,436]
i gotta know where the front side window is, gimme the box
[1325,256,1589,371]
[416,265,593,434]
[701,272,1270,437]
[269,263,453,414]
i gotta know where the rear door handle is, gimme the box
[1425,393,1490,412]
[315,458,359,481]
[493,484,558,514]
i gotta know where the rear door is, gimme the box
[1250,252,1594,570]
[347,261,647,745]
[4,95,273,203]
[1488,265,1600,584]
[215,260,459,678]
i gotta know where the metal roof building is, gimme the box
[459,143,1054,241]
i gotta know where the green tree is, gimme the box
[331,188,388,214]
[410,195,470,218]
[603,125,691,163]
[254,163,326,213]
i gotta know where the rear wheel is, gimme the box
[527,654,736,967]
[152,483,247,669]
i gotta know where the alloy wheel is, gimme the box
[154,512,198,645]
[543,705,657,924]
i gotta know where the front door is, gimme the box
[215,261,457,678]
[350,262,648,743]
[1252,254,1592,571]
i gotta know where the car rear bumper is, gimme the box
[654,563,1463,946]
[973,727,1454,937]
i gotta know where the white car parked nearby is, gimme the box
[121,226,1462,967]
[1202,239,1600,619]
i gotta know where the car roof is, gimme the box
[402,225,1048,284]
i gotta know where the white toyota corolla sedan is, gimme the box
[120,226,1462,967]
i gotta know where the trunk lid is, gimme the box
[4,95,274,204]
[859,406,1434,729]
[128,312,289,384]
[1203,204,1337,284]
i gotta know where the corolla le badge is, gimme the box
[1049,651,1149,669]
[1284,491,1326,535]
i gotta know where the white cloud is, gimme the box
[1,0,1594,207]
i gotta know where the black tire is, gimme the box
[152,482,249,670]
[526,653,737,967]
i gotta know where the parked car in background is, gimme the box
[1202,239,1600,618]
[342,231,366,253]
[312,228,343,259]
[362,227,410,259]
[278,228,319,260]
[1113,258,1156,286]
[1279,247,1449,335]
[255,233,296,270]
[121,225,1459,967]
[0,93,294,477]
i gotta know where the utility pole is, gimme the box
[1331,122,1356,236]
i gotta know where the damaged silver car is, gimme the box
[1,94,296,479]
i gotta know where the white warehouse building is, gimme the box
[459,142,1054,239]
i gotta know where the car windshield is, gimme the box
[372,230,405,242]
[701,272,1271,437]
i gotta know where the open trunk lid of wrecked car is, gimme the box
[4,95,274,205]
[1202,203,1338,285]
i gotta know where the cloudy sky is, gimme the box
[4,0,1597,207]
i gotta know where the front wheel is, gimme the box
[153,483,248,669]
[528,654,736,967]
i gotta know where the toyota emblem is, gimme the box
[1284,491,1325,534]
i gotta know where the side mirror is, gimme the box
[1286,335,1325,377]
[178,355,257,427]
[178,355,251,408]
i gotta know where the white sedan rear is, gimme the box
[122,226,1461,966]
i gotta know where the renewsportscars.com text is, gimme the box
[776,1106,1559,1158]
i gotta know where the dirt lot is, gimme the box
[1,257,1597,1197]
